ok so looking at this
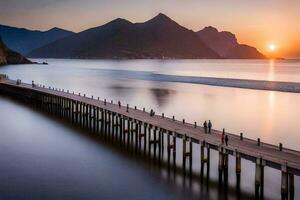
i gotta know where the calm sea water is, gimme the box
[0,59,299,199]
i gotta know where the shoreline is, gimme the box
[146,74,300,93]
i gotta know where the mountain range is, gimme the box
[28,14,220,59]
[0,36,31,65]
[1,13,265,59]
[0,25,74,54]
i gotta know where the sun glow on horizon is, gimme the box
[268,44,277,52]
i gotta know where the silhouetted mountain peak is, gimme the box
[202,26,219,33]
[155,13,171,20]
[200,26,237,41]
[197,26,239,56]
[45,27,74,34]
[0,24,74,54]
[47,27,61,31]
[107,18,132,26]
[47,27,63,32]
[146,13,177,25]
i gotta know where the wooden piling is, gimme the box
[281,165,288,199]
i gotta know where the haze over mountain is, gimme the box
[28,14,220,59]
[0,36,31,65]
[197,26,265,59]
[0,25,74,54]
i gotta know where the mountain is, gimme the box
[225,44,266,59]
[197,26,265,59]
[28,13,220,59]
[197,26,238,57]
[0,25,74,54]
[0,36,31,65]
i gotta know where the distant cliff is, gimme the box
[197,26,265,59]
[0,25,74,54]
[28,14,220,59]
[0,36,31,65]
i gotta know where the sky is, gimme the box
[1,0,299,58]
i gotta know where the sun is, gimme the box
[268,44,277,52]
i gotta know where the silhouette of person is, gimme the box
[203,121,208,133]
[221,128,225,144]
[208,120,212,133]
[225,135,229,146]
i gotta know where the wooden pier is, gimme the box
[0,74,299,199]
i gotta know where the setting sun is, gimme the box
[268,44,277,52]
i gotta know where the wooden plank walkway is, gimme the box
[1,78,300,175]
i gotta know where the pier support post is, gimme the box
[134,121,140,154]
[89,105,92,131]
[255,157,265,199]
[167,131,171,167]
[148,125,152,157]
[127,118,131,151]
[289,173,295,199]
[189,138,193,175]
[130,120,134,153]
[70,100,73,122]
[200,141,209,180]
[112,113,116,141]
[182,135,187,175]
[83,103,87,129]
[223,150,229,187]
[182,135,192,176]
[173,133,177,172]
[93,106,96,133]
[100,109,104,136]
[104,110,108,139]
[79,102,82,127]
[86,104,90,130]
[158,128,163,164]
[108,111,112,139]
[96,107,100,134]
[160,129,165,155]
[234,150,241,193]
[153,127,158,159]
[119,115,124,146]
[218,146,224,183]
[281,165,288,200]
[167,131,177,171]
[137,121,143,154]
[143,123,147,156]
[201,141,205,165]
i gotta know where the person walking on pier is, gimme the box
[221,128,225,144]
[203,121,208,133]
[208,120,212,133]
[225,135,228,146]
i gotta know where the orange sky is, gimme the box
[1,0,299,58]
